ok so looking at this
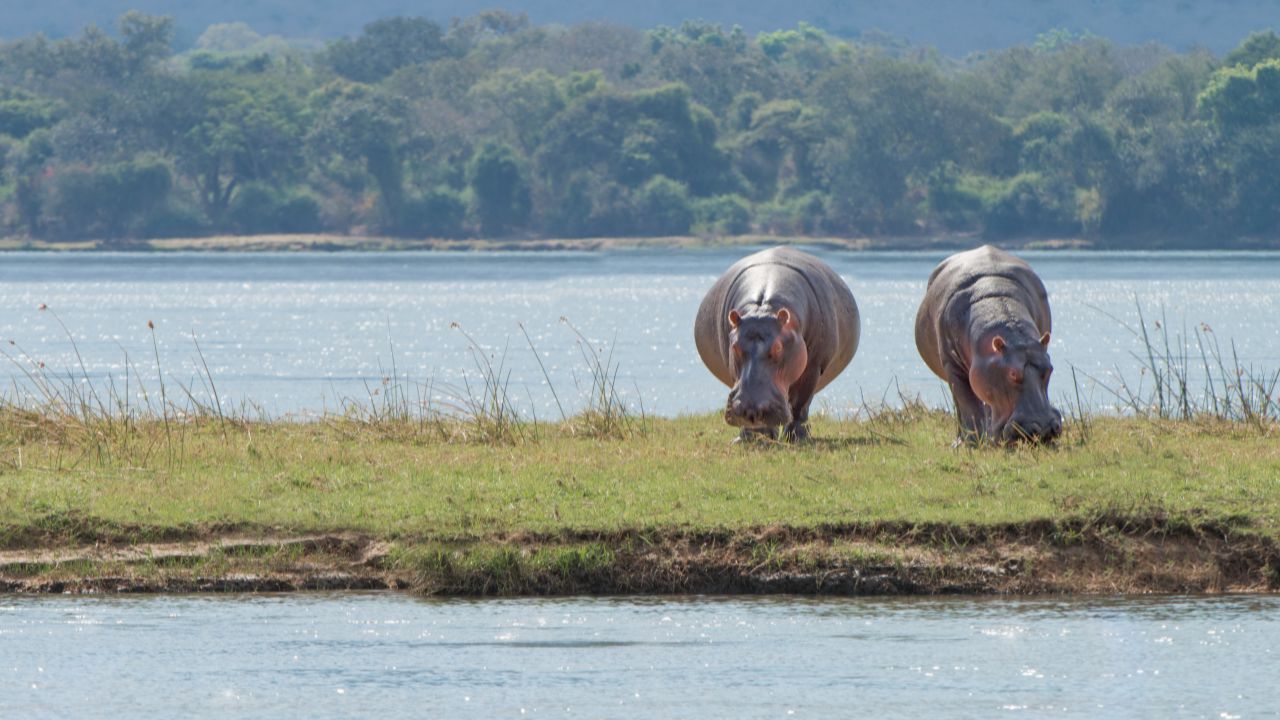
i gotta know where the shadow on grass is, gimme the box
[727,433,909,451]
[805,435,907,450]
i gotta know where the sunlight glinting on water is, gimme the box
[2,249,1279,418]
[1,594,1276,718]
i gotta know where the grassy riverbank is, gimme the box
[2,408,1277,595]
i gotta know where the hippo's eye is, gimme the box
[770,338,784,361]
[1009,369,1024,385]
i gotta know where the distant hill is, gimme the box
[3,0,1278,55]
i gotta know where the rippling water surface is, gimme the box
[3,248,1279,416]
[1,593,1276,718]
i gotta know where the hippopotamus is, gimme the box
[914,245,1062,445]
[695,247,860,442]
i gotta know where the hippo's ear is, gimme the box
[1039,331,1051,348]
[727,309,742,328]
[776,308,799,331]
[991,335,1007,354]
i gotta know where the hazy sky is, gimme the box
[4,0,1278,55]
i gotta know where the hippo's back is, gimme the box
[914,245,1051,377]
[695,247,860,390]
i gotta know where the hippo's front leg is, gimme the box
[944,362,986,446]
[783,420,810,443]
[783,366,820,442]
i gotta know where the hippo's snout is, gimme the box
[1000,409,1063,443]
[725,386,792,429]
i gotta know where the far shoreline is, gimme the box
[4,233,1280,253]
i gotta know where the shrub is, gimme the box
[47,155,172,240]
[757,191,828,235]
[397,186,468,238]
[693,194,752,235]
[136,201,209,239]
[633,175,693,235]
[467,142,531,236]
[975,173,1074,238]
[228,183,322,234]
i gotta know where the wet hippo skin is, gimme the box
[914,245,1063,445]
[695,247,860,442]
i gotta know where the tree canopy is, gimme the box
[2,14,1280,246]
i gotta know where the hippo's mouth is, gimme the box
[724,402,792,430]
[725,382,793,429]
[993,414,1063,444]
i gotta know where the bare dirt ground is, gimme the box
[2,522,1275,595]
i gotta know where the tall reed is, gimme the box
[1086,299,1280,427]
[559,317,648,439]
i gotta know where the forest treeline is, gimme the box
[3,12,1280,246]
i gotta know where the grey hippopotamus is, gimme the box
[695,247,860,442]
[914,245,1062,445]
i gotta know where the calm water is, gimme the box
[1,593,1276,718]
[2,248,1279,416]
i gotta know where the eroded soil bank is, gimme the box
[3,517,1277,596]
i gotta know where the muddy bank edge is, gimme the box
[2,517,1278,596]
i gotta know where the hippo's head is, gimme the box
[971,331,1062,443]
[723,307,808,430]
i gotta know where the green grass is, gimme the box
[2,409,1277,546]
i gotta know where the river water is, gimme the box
[4,251,1278,718]
[2,248,1279,417]
[1,593,1276,718]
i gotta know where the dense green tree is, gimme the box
[1008,38,1127,117]
[118,12,175,75]
[4,11,1280,245]
[228,182,321,234]
[1224,30,1280,68]
[0,89,61,139]
[731,99,822,201]
[321,17,451,83]
[1107,122,1224,235]
[536,83,728,208]
[1107,51,1216,127]
[1198,59,1280,129]
[8,128,54,235]
[1218,122,1280,234]
[1197,59,1280,235]
[468,68,566,155]
[308,82,410,228]
[693,193,751,235]
[47,154,172,240]
[400,186,468,238]
[646,22,781,115]
[174,73,306,226]
[812,56,957,232]
[633,175,693,235]
[467,142,531,236]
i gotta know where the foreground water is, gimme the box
[2,248,1280,416]
[1,594,1275,718]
